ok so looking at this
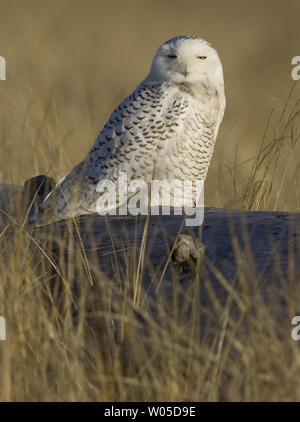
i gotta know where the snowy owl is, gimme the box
[31,35,226,227]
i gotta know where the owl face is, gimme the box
[148,36,224,87]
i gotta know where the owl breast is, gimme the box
[161,83,222,182]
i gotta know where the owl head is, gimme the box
[148,36,224,90]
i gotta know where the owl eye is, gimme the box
[167,54,177,59]
[197,56,207,60]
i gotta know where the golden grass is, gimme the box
[0,207,300,401]
[0,0,300,402]
[0,91,299,400]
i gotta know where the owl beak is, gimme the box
[178,63,188,78]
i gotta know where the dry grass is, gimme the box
[0,0,300,402]
[0,191,300,401]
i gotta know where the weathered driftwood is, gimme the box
[33,207,299,284]
[0,176,56,225]
[1,177,299,313]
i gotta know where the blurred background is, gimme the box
[0,0,299,209]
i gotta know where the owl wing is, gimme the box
[85,81,191,182]
[36,81,192,226]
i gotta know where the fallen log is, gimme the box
[1,176,299,315]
